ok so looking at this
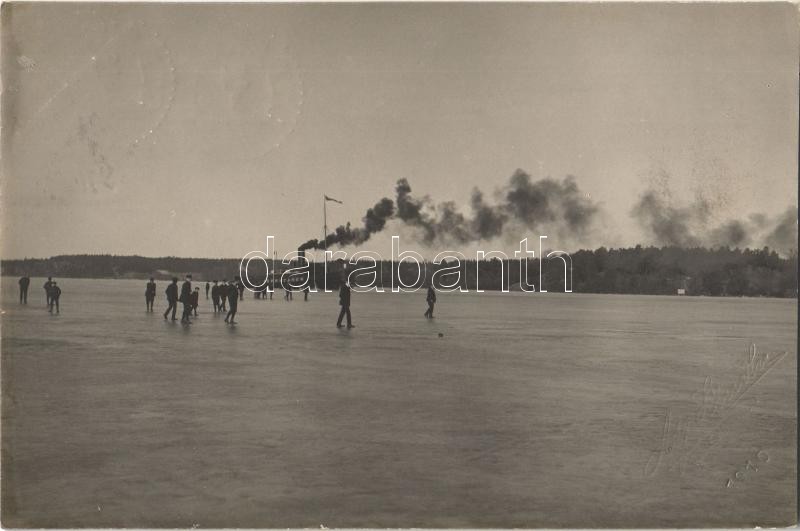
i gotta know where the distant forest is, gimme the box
[1,246,796,297]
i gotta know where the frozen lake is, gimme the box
[1,276,796,527]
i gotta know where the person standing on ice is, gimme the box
[43,277,53,306]
[225,276,239,324]
[336,281,354,329]
[164,277,179,321]
[18,276,30,304]
[211,280,220,313]
[48,281,61,314]
[218,280,228,312]
[145,277,157,312]
[191,287,200,317]
[424,283,437,319]
[179,274,193,323]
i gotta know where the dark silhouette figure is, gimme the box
[191,287,200,317]
[336,282,353,329]
[303,285,310,301]
[424,285,437,318]
[164,277,179,321]
[18,276,30,304]
[49,282,61,314]
[238,279,245,301]
[43,277,53,306]
[205,282,210,299]
[211,280,220,313]
[225,276,239,324]
[145,278,157,312]
[219,280,228,312]
[180,275,193,323]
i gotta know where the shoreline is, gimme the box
[2,275,796,300]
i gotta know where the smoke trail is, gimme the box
[298,197,394,250]
[765,206,799,254]
[394,178,437,243]
[633,188,797,255]
[631,191,704,247]
[435,201,472,244]
[709,220,748,248]
[469,188,506,240]
[502,170,598,236]
[301,169,601,249]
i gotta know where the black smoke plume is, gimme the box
[389,172,600,245]
[298,197,394,251]
[631,191,707,247]
[300,169,600,250]
[766,206,799,253]
[503,170,598,236]
[633,189,797,255]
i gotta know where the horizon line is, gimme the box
[1,243,796,262]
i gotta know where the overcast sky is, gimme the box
[2,2,797,259]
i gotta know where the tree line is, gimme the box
[1,246,796,297]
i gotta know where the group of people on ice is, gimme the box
[16,273,438,328]
[17,276,62,313]
[156,275,242,325]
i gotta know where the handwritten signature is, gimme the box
[726,449,770,488]
[644,343,787,477]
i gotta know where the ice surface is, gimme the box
[1,277,796,527]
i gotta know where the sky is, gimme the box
[2,2,797,259]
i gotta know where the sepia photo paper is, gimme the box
[0,1,797,528]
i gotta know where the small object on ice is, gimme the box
[438,332,444,338]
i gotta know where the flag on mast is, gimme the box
[324,195,343,204]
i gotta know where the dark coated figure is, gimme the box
[211,280,220,313]
[336,282,353,329]
[205,282,210,300]
[43,277,53,305]
[48,282,61,314]
[145,277,157,312]
[164,277,179,321]
[225,276,239,324]
[303,285,310,301]
[180,274,193,323]
[424,284,437,319]
[191,287,200,317]
[18,276,30,304]
[219,280,228,312]
[238,279,245,301]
